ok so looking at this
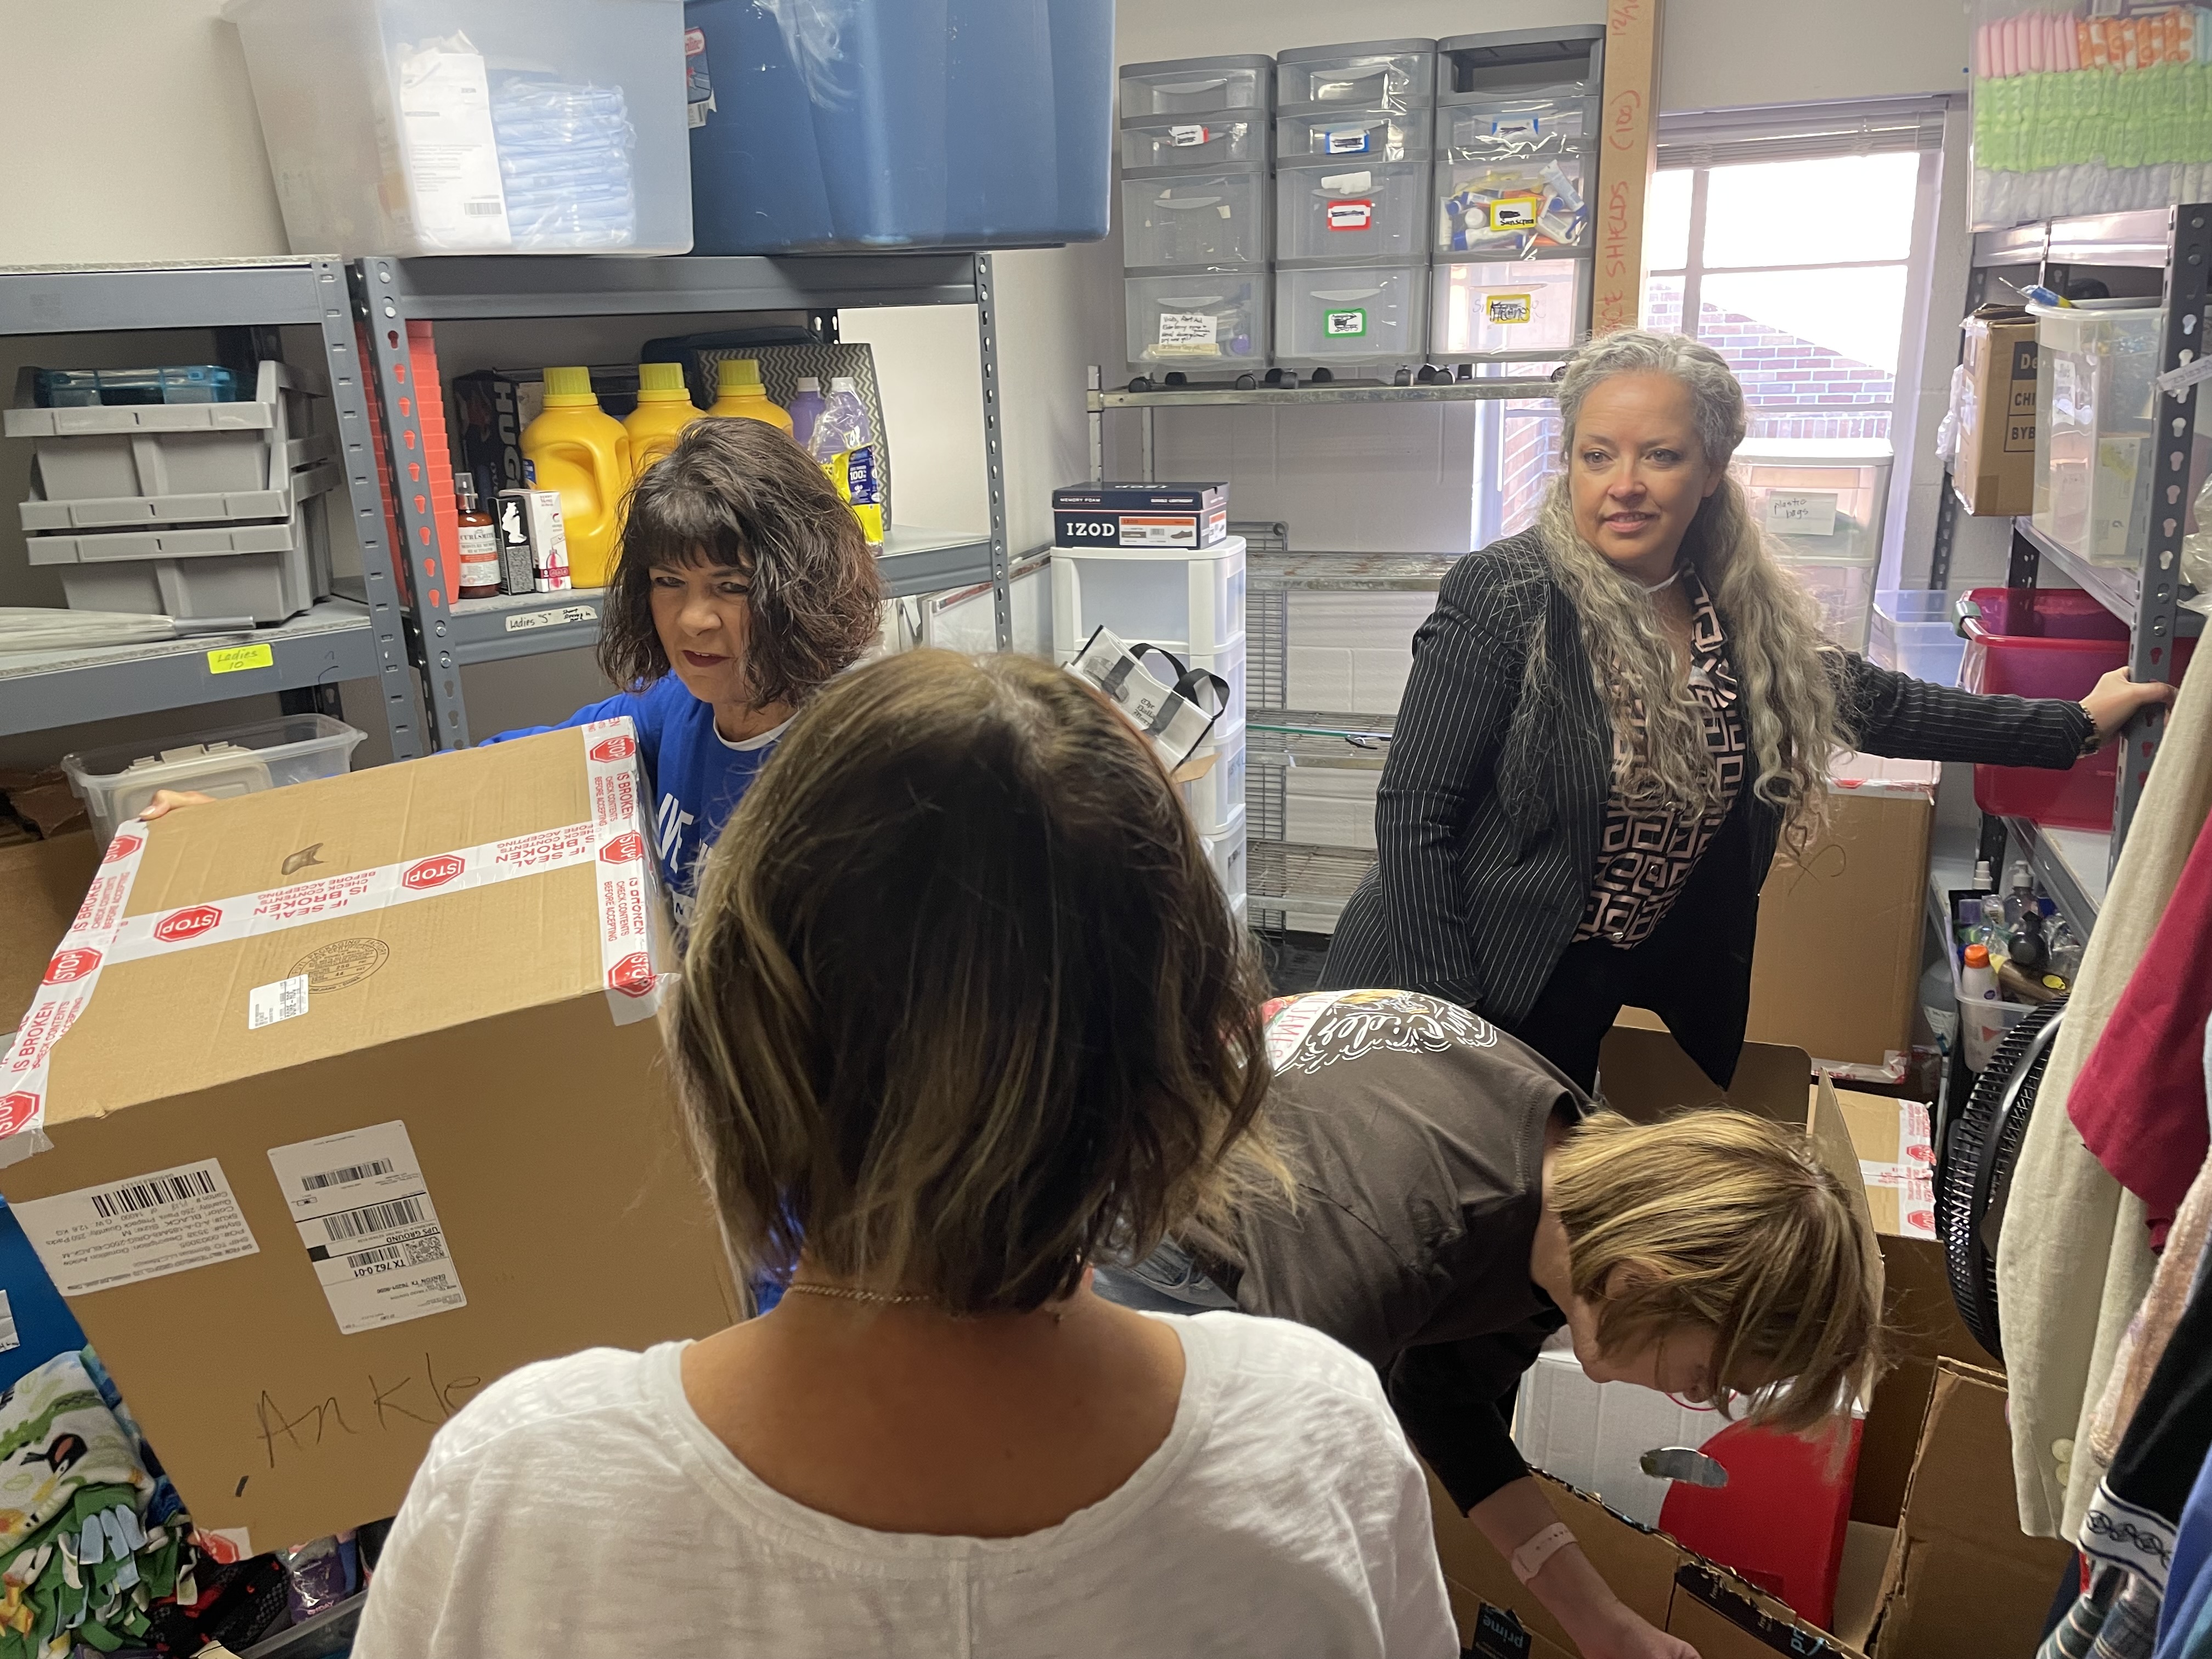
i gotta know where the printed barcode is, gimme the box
[90,1169,219,1221]
[302,1159,396,1192]
[323,1195,427,1242]
[345,1246,407,1271]
[464,199,504,217]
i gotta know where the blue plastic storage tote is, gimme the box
[685,0,1114,252]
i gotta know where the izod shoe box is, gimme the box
[0,726,737,1550]
[1052,482,1229,549]
[1956,306,2038,516]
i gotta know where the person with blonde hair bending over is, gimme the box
[1096,987,1886,1659]
[352,652,1459,1659]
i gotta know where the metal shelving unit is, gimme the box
[358,253,1012,749]
[1951,202,2210,927]
[0,259,420,755]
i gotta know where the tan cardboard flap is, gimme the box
[0,833,97,1035]
[1598,1028,1810,1126]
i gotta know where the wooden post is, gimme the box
[1592,0,1664,334]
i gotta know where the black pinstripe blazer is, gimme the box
[1320,531,2091,1081]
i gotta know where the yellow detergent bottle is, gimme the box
[521,367,631,589]
[624,362,706,472]
[705,358,794,434]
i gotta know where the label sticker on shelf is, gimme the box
[13,1160,260,1297]
[1323,308,1369,338]
[1326,199,1375,232]
[267,1121,467,1336]
[247,974,310,1031]
[1485,293,1535,325]
[1763,490,1839,538]
[206,644,275,676]
[1324,126,1372,154]
[503,603,599,634]
[1491,196,1542,229]
[1158,311,1220,348]
[1168,123,1210,146]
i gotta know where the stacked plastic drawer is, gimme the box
[1733,438,1894,652]
[1430,26,1604,361]
[7,360,338,624]
[1119,55,1276,377]
[1271,40,1435,368]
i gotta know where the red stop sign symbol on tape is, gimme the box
[42,949,101,985]
[589,735,637,763]
[103,834,143,864]
[1908,1209,1935,1233]
[0,1093,40,1136]
[153,905,222,944]
[403,854,466,890]
[608,952,656,997]
[600,831,645,864]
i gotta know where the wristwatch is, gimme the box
[2077,706,2104,757]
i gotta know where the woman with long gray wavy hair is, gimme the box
[1321,330,2169,1091]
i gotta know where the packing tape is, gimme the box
[0,721,666,1166]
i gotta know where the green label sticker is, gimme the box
[206,644,275,675]
[1323,308,1368,338]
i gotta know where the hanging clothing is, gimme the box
[2002,648,2212,1539]
[2092,1142,2212,1469]
[2068,815,2212,1248]
[2154,1449,2212,1658]
[2044,1568,2164,1659]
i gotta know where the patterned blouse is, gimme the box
[1575,568,1748,949]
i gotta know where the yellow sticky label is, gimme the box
[206,644,275,675]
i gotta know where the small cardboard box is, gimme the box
[1955,307,2039,517]
[0,832,98,1042]
[0,724,737,1550]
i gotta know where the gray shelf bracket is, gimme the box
[974,254,1012,651]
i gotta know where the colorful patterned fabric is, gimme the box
[1575,567,1747,949]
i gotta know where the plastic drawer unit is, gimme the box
[1120,54,1274,119]
[1199,806,1250,902]
[1276,40,1437,115]
[1051,534,1248,658]
[2030,297,2164,567]
[1277,160,1430,263]
[62,714,367,847]
[1734,438,1893,652]
[1430,257,1582,356]
[1121,115,1268,172]
[1436,99,1590,258]
[1125,270,1270,368]
[1276,265,1428,363]
[228,0,691,255]
[1277,107,1433,163]
[1122,170,1273,269]
[1960,586,2198,832]
[1180,718,1248,836]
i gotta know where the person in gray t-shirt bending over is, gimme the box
[1096,988,1884,1659]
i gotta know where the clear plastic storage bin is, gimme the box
[1276,108,1434,162]
[1277,265,1427,362]
[1125,270,1271,368]
[1121,115,1267,172]
[2030,298,2163,567]
[1871,590,1967,687]
[63,714,367,847]
[1122,171,1272,268]
[1180,718,1247,836]
[1120,54,1274,118]
[1277,40,1437,114]
[1431,258,1582,356]
[227,0,691,256]
[1199,805,1249,902]
[1052,534,1248,657]
[1437,113,1589,257]
[1735,439,1892,652]
[1277,161,1430,263]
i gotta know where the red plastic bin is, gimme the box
[1959,586,2195,832]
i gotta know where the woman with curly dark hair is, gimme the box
[483,417,882,924]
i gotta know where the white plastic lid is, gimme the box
[795,376,821,391]
[830,375,858,391]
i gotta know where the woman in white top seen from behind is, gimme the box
[352,648,1457,1659]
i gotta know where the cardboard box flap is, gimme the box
[1668,1564,1866,1659]
[24,727,668,1127]
[1599,1029,1811,1126]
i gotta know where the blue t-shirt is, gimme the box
[488,675,785,929]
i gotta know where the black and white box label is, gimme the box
[13,1160,260,1295]
[266,1121,467,1335]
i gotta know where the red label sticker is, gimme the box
[154,905,222,944]
[402,854,466,890]
[600,831,645,864]
[0,1093,40,1137]
[1326,198,1375,230]
[589,735,636,763]
[103,834,143,864]
[1908,1208,1935,1233]
[42,949,101,985]
[1907,1144,1933,1163]
[608,952,656,997]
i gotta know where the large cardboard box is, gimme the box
[1955,307,2039,517]
[0,724,738,1550]
[0,832,98,1043]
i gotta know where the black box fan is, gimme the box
[1934,997,2066,1361]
